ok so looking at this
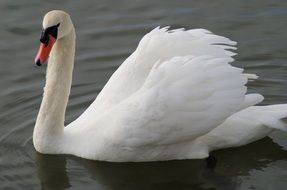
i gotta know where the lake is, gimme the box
[0,0,287,189]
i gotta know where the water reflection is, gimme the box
[35,154,70,190]
[34,138,287,190]
[35,153,234,190]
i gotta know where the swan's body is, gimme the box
[33,10,287,162]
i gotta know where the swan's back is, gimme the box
[72,27,238,125]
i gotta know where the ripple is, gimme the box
[7,27,31,35]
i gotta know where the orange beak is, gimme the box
[34,35,56,66]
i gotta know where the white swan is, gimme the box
[33,10,287,162]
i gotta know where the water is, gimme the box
[0,0,287,189]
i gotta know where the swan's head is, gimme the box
[35,10,73,66]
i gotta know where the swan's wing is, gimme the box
[78,27,237,119]
[108,55,247,147]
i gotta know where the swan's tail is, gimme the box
[254,104,287,132]
[213,103,287,147]
[188,104,287,159]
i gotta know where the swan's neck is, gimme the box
[34,28,75,152]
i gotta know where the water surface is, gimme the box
[0,0,287,189]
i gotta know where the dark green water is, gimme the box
[0,0,287,189]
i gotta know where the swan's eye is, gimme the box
[40,23,60,46]
[40,30,49,46]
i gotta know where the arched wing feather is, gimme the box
[109,55,247,147]
[77,27,238,120]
